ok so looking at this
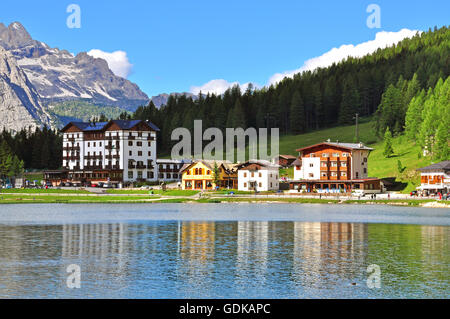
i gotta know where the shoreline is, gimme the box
[0,193,449,208]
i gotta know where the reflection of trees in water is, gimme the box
[367,224,449,293]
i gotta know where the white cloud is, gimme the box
[87,49,133,78]
[190,79,258,95]
[268,28,421,86]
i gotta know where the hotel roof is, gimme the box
[62,119,160,132]
[296,141,373,152]
[417,161,450,172]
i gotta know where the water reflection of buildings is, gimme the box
[293,222,369,290]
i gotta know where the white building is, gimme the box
[61,120,159,185]
[417,161,450,194]
[237,160,280,192]
[156,159,192,182]
[290,141,381,193]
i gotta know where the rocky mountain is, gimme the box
[0,22,149,111]
[0,46,51,132]
[150,92,199,108]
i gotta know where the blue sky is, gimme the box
[0,0,448,97]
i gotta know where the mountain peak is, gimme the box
[0,21,32,48]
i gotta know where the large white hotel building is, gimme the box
[46,119,186,186]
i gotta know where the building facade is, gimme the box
[156,159,191,182]
[181,160,238,190]
[290,141,381,193]
[237,160,280,191]
[417,161,450,194]
[58,120,159,186]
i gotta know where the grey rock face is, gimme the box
[151,92,199,108]
[0,22,149,111]
[0,46,51,132]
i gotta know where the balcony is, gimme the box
[147,136,155,141]
[85,155,103,160]
[63,146,80,151]
[128,136,135,140]
[105,165,121,170]
[84,165,103,170]
[136,164,147,169]
[106,144,120,150]
[63,156,79,161]
[128,164,136,169]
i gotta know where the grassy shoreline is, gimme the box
[0,193,448,207]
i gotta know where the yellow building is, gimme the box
[181,160,238,190]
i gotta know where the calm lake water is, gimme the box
[0,203,448,299]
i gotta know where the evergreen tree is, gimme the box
[383,127,394,158]
[290,91,305,134]
[338,78,360,125]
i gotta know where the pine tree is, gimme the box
[338,78,360,125]
[383,127,394,158]
[290,91,305,134]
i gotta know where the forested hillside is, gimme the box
[131,26,449,154]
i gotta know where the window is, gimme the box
[148,151,151,156]
[321,162,327,167]
[207,170,211,175]
[128,141,133,146]
[322,153,329,158]
[251,172,254,178]
[138,151,142,156]
[185,181,192,189]
[186,170,191,175]
[341,162,347,167]
[259,183,262,187]
[129,151,132,156]
[137,171,143,179]
[148,142,151,147]
[309,163,314,167]
[270,183,272,188]
[342,172,347,177]
[93,142,96,147]
[342,153,349,157]
[99,142,102,147]
[331,162,338,167]
[332,153,339,157]
[137,142,142,147]
[309,173,314,178]
[309,153,315,158]
[244,182,247,187]
[321,172,327,177]
[356,172,359,178]
[244,172,247,177]
[87,142,90,147]
[331,172,337,176]
[259,173,262,178]
[363,168,367,174]
[128,171,133,179]
[364,157,367,163]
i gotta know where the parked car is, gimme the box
[352,190,365,197]
[97,182,105,188]
[410,190,418,197]
[45,182,53,188]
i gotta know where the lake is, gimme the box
[0,203,448,298]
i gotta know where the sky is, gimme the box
[0,0,449,97]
